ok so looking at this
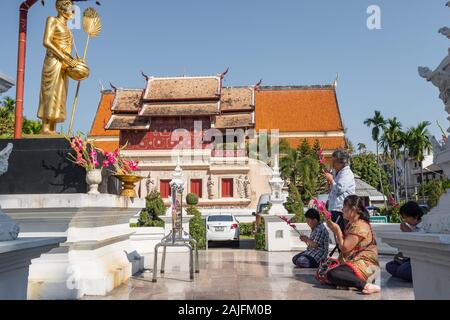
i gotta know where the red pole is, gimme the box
[14,0,38,139]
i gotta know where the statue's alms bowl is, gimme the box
[67,60,90,81]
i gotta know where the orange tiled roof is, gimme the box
[283,136,346,151]
[89,91,119,137]
[92,140,120,152]
[255,86,344,132]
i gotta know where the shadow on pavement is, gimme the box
[207,238,255,249]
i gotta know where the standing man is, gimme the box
[323,149,356,233]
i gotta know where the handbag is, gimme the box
[394,252,410,265]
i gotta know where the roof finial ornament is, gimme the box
[254,79,263,90]
[141,71,150,82]
[219,67,229,79]
[333,73,339,88]
[99,80,104,92]
[109,82,117,92]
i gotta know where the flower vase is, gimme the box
[86,169,102,194]
[113,174,143,198]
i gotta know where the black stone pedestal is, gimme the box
[0,138,119,195]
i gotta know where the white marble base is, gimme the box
[130,227,165,255]
[0,237,64,300]
[264,215,293,251]
[0,194,145,299]
[381,232,450,299]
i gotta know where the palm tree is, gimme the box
[400,129,414,201]
[364,111,388,207]
[0,96,15,113]
[357,143,367,154]
[408,121,432,204]
[380,117,403,202]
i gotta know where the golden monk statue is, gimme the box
[38,0,89,135]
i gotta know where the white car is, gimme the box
[206,214,240,245]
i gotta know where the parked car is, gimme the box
[256,193,271,214]
[367,206,381,216]
[206,214,240,245]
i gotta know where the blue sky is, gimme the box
[1,0,449,150]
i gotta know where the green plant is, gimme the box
[389,206,401,223]
[255,216,266,250]
[130,222,138,228]
[186,193,199,206]
[420,179,446,209]
[239,223,254,237]
[284,183,305,223]
[138,191,166,227]
[279,138,325,203]
[187,206,206,249]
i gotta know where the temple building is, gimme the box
[88,73,346,214]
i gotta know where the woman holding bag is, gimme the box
[322,195,381,295]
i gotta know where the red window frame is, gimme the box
[160,179,171,198]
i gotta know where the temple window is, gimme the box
[221,178,234,198]
[160,179,171,198]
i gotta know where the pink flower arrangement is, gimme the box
[387,192,399,209]
[66,135,140,175]
[66,133,102,171]
[317,149,326,165]
[312,198,331,220]
[277,215,302,235]
[99,144,140,175]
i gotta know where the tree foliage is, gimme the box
[280,138,325,203]
[255,216,266,250]
[351,152,389,193]
[187,205,206,249]
[419,179,450,209]
[0,96,42,137]
[138,190,165,227]
[284,183,305,223]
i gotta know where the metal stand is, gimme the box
[151,158,200,283]
[152,229,200,282]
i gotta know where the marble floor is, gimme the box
[84,242,414,300]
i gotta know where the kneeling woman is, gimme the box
[325,195,381,294]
